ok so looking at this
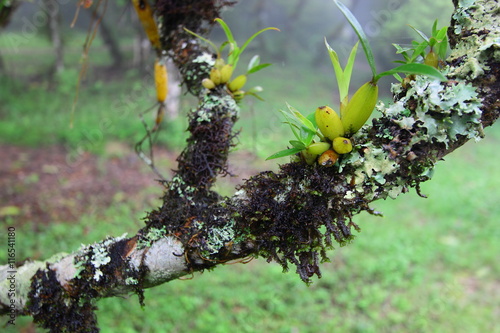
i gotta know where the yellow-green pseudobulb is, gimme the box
[341,81,378,135]
[202,78,216,89]
[228,75,247,92]
[332,137,353,154]
[315,106,345,141]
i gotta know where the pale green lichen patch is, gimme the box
[187,52,215,82]
[201,217,236,255]
[137,226,168,249]
[168,175,196,202]
[74,234,127,281]
[339,147,400,201]
[389,76,484,148]
[196,93,240,122]
[125,277,139,285]
[450,0,500,78]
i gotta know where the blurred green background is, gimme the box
[1,0,499,332]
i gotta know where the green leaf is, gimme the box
[393,73,403,82]
[215,18,236,45]
[246,91,265,101]
[333,0,377,78]
[280,113,301,141]
[286,103,316,134]
[409,42,429,63]
[289,140,306,150]
[393,43,410,54]
[247,86,263,94]
[239,27,280,56]
[409,24,430,43]
[438,37,449,59]
[306,112,317,128]
[247,63,272,75]
[432,19,438,35]
[325,39,358,102]
[435,26,448,42]
[266,148,303,160]
[344,41,359,93]
[300,127,315,147]
[375,63,447,82]
[183,28,220,58]
[248,55,260,71]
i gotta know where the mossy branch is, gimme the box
[1,1,499,332]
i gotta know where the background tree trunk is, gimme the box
[42,0,64,75]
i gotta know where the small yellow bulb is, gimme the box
[332,137,353,154]
[210,68,222,85]
[214,58,226,70]
[424,50,439,68]
[220,64,234,84]
[202,78,216,89]
[228,75,247,92]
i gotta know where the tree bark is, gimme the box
[1,0,499,332]
[42,0,64,75]
[95,12,124,68]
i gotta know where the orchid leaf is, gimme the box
[333,0,377,79]
[376,63,447,82]
[266,147,303,160]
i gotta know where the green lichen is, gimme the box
[74,234,127,280]
[137,226,168,249]
[339,147,400,201]
[125,277,139,285]
[201,217,236,255]
[389,76,484,147]
[196,93,240,122]
[450,0,500,78]
[168,175,196,202]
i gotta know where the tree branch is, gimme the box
[1,0,498,332]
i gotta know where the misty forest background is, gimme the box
[1,0,499,332]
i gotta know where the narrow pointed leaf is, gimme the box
[435,26,448,42]
[286,103,316,133]
[266,147,303,160]
[280,111,301,141]
[333,0,377,78]
[344,41,359,93]
[183,28,219,57]
[290,140,306,150]
[247,63,272,75]
[248,55,260,71]
[215,18,235,45]
[325,38,346,99]
[246,91,265,101]
[239,27,280,56]
[438,37,449,59]
[432,19,438,35]
[409,42,429,63]
[375,63,447,82]
[409,24,430,43]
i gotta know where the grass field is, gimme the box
[1,30,500,332]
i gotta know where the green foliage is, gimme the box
[393,20,449,66]
[375,0,454,67]
[185,19,278,75]
[325,40,358,104]
[266,104,318,160]
[333,0,447,83]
